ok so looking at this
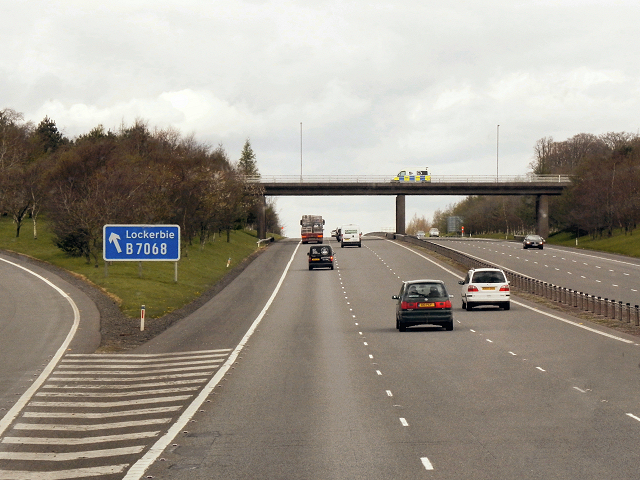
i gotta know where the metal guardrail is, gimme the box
[245,175,571,184]
[392,234,640,327]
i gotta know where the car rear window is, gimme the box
[344,229,358,234]
[471,271,506,283]
[404,283,446,298]
[310,246,331,255]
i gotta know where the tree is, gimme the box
[33,116,67,155]
[237,138,259,177]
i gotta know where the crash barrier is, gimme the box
[393,234,640,327]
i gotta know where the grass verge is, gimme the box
[0,216,272,319]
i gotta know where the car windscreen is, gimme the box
[404,283,447,298]
[471,271,506,283]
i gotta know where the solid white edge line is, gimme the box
[0,257,80,437]
[386,239,635,345]
[626,413,640,422]
[123,241,302,479]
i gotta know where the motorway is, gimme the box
[2,239,640,479]
[429,238,640,308]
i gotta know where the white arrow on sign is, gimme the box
[109,232,122,253]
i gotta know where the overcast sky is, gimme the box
[3,1,640,236]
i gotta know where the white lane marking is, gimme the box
[43,379,206,390]
[486,339,493,343]
[24,406,180,418]
[421,457,434,470]
[57,359,224,369]
[124,242,303,480]
[388,240,635,344]
[2,431,159,445]
[573,387,587,393]
[0,257,81,437]
[627,413,640,422]
[376,370,382,375]
[509,351,517,356]
[386,390,393,397]
[64,350,231,360]
[36,386,199,397]
[53,364,217,375]
[0,465,129,480]
[536,367,546,372]
[48,372,212,382]
[400,418,409,426]
[30,395,191,408]
[15,418,170,431]
[0,446,144,461]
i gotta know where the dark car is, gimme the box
[392,280,454,331]
[523,234,544,249]
[307,245,334,270]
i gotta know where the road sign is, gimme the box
[103,225,181,261]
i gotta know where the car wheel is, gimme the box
[539,246,543,250]
[308,265,313,270]
[503,302,511,310]
[341,243,344,248]
[461,299,466,309]
[358,243,362,247]
[396,318,400,330]
[330,265,334,270]
[444,320,454,331]
[465,302,473,311]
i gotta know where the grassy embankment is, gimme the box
[0,216,275,319]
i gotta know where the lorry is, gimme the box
[300,215,325,244]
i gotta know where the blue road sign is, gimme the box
[103,225,181,261]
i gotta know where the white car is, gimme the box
[459,268,510,311]
[429,228,440,237]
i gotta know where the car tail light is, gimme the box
[499,284,510,292]
[401,301,417,310]
[330,256,334,261]
[467,285,479,292]
[435,300,452,308]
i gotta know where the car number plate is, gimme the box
[482,287,495,290]
[418,302,435,308]
[311,258,319,261]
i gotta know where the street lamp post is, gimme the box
[300,122,303,181]
[497,124,500,180]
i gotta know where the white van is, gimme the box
[340,224,362,248]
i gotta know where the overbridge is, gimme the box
[250,175,571,239]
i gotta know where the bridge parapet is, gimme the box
[245,174,571,184]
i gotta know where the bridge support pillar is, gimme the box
[536,194,549,239]
[257,195,266,239]
[395,194,406,235]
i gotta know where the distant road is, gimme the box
[429,238,640,307]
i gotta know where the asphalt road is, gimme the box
[141,237,640,480]
[3,239,640,479]
[429,238,640,307]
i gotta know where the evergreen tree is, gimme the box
[237,138,259,176]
